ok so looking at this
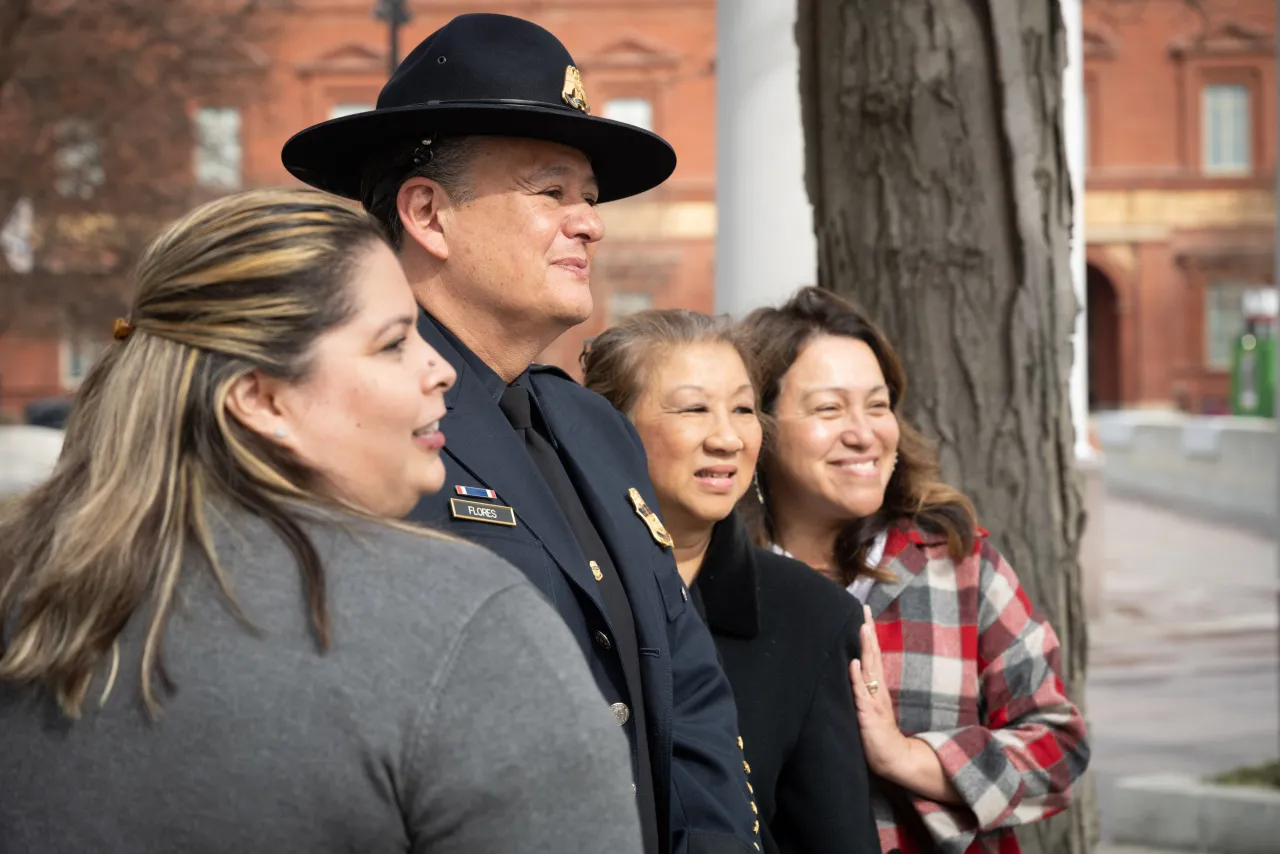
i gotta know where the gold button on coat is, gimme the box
[610,702,630,725]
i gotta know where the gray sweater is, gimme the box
[0,506,643,854]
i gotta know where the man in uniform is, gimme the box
[281,13,759,854]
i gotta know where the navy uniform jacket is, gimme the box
[408,314,759,854]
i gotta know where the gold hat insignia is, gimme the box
[562,65,590,114]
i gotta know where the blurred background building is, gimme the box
[1082,0,1276,414]
[0,0,716,414]
[0,0,1275,419]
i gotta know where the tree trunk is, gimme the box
[795,3,1093,853]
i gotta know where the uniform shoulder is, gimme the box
[529,364,643,457]
[528,362,575,382]
[530,363,628,416]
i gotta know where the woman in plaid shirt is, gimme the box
[737,288,1090,854]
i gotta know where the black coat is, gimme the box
[409,314,758,854]
[690,512,881,854]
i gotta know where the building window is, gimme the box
[59,337,107,389]
[603,98,653,132]
[329,103,374,119]
[609,291,652,321]
[54,119,105,200]
[1204,282,1252,369]
[194,107,242,190]
[1201,84,1251,175]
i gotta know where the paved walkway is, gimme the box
[1096,847,1221,854]
[1086,492,1279,842]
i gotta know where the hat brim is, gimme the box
[280,102,676,203]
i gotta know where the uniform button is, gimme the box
[631,782,637,795]
[592,630,613,650]
[610,702,630,725]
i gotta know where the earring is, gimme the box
[273,427,286,439]
[753,472,765,505]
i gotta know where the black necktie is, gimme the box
[498,384,659,854]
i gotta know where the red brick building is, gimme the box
[0,0,716,415]
[250,0,717,374]
[1083,0,1276,412]
[5,0,1274,417]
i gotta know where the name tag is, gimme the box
[449,497,517,527]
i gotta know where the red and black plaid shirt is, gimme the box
[863,520,1090,854]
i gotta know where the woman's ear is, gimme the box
[224,370,297,450]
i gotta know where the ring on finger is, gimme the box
[864,679,879,695]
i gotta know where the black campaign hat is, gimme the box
[280,13,676,203]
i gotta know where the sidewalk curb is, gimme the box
[1112,774,1280,853]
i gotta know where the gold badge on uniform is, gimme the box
[561,65,590,114]
[590,560,604,582]
[628,487,673,548]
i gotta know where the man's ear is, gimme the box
[224,369,299,451]
[398,178,449,262]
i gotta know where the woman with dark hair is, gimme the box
[583,308,880,854]
[737,286,1090,854]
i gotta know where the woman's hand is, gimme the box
[850,604,962,803]
[850,604,912,778]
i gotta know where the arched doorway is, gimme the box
[1087,264,1122,410]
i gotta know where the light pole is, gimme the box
[374,0,412,78]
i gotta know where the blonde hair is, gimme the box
[0,188,437,719]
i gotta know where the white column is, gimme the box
[715,0,816,316]
[1062,0,1092,461]
[1061,0,1104,620]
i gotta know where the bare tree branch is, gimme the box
[0,0,282,338]
[0,0,34,95]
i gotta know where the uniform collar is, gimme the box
[426,313,505,403]
[425,312,556,446]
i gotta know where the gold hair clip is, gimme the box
[112,318,134,341]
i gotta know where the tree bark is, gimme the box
[795,2,1093,853]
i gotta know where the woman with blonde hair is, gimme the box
[583,308,879,854]
[0,188,643,854]
[738,287,1089,854]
